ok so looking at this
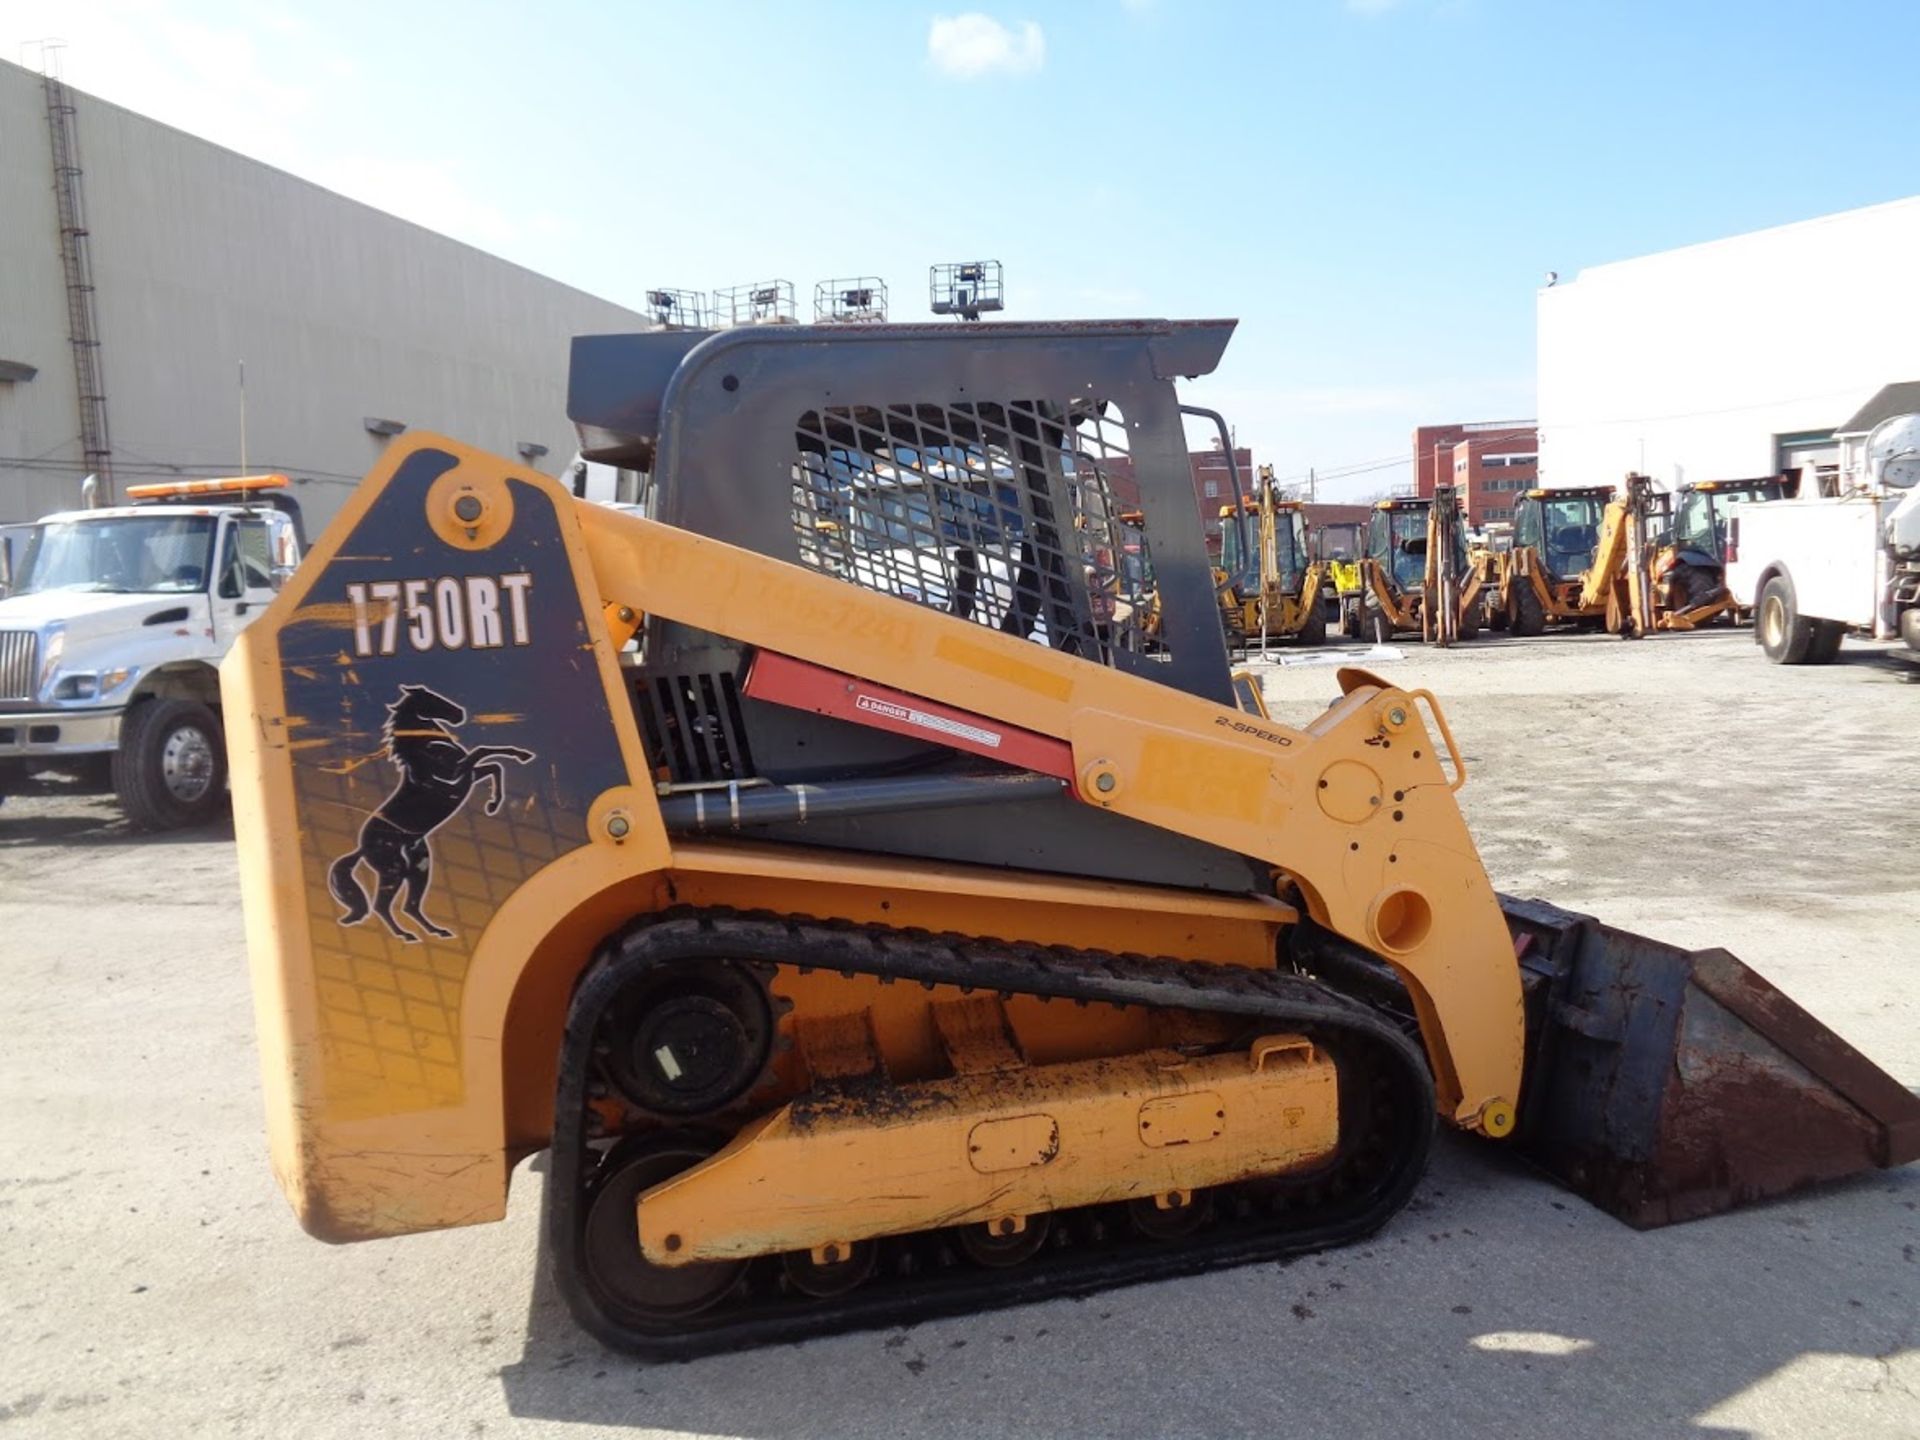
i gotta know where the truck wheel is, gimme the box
[1756,576,1814,665]
[1901,609,1920,653]
[113,699,228,830]
[1298,602,1327,647]
[1511,585,1546,637]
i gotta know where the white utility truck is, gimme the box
[1732,399,1920,664]
[0,476,304,828]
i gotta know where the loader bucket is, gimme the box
[1502,896,1920,1228]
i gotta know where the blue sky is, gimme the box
[7,1,1917,498]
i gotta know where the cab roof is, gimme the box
[32,505,244,524]
[1685,477,1787,494]
[1521,485,1614,500]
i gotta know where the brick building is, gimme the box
[1411,421,1538,526]
[1103,443,1255,556]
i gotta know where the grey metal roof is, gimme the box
[1836,381,1920,435]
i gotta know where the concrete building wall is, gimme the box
[1537,195,1920,491]
[0,59,650,530]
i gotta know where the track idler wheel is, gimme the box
[781,1240,879,1298]
[582,1135,746,1325]
[600,960,773,1116]
[956,1214,1052,1268]
[1128,1190,1214,1241]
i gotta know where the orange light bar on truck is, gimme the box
[124,474,289,500]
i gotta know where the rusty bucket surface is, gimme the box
[1502,895,1920,1228]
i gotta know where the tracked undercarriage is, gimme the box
[550,911,1431,1356]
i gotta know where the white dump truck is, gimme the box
[0,476,304,828]
[1732,393,1920,664]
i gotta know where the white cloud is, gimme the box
[927,14,1046,79]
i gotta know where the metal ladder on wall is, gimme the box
[41,53,113,498]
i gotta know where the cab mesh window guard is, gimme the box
[788,399,1162,664]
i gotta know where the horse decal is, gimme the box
[329,684,535,944]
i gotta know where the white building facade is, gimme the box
[0,59,650,532]
[1537,195,1920,491]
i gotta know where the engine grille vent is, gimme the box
[635,672,754,784]
[0,631,38,704]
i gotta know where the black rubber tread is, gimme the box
[547,909,1436,1358]
[1511,583,1546,637]
[1298,599,1328,647]
[1758,574,1813,664]
[112,698,228,831]
[1808,620,1846,665]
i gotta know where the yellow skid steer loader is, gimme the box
[224,319,1919,1357]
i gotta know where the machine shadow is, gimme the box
[498,1134,1920,1440]
[0,789,235,848]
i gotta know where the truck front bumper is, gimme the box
[0,707,123,760]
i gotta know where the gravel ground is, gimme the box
[1,630,1915,1439]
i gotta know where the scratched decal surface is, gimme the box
[276,448,628,1117]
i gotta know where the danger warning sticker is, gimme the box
[856,693,1003,749]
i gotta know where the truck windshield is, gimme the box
[14,516,217,596]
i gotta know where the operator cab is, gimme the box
[1512,486,1612,582]
[13,476,301,607]
[1366,500,1466,594]
[1671,476,1791,564]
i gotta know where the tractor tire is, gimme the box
[1340,598,1362,640]
[1458,600,1481,642]
[1511,584,1546,637]
[1298,602,1327,647]
[1808,620,1846,665]
[113,698,229,831]
[1902,608,1920,653]
[1757,576,1815,665]
[1487,595,1510,633]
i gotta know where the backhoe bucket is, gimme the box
[1502,896,1920,1228]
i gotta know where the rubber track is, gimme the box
[547,909,1436,1358]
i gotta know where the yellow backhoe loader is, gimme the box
[1486,485,1614,634]
[1586,474,1737,635]
[1356,485,1486,644]
[1213,467,1327,648]
[224,320,1919,1357]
